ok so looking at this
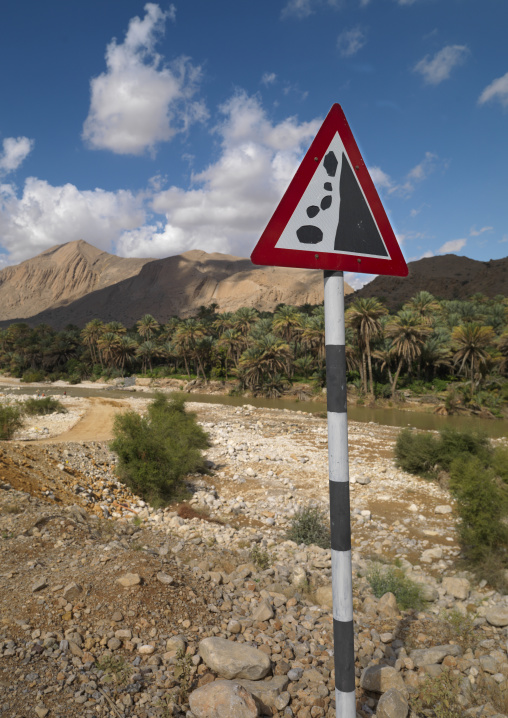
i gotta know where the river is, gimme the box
[1,383,506,439]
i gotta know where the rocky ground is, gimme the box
[1,395,508,717]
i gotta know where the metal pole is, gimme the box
[324,270,356,718]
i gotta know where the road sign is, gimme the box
[251,103,408,277]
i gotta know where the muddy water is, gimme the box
[2,383,506,439]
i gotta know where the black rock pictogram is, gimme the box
[296,151,338,245]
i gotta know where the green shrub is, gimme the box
[286,505,330,549]
[250,544,272,570]
[20,369,46,383]
[492,446,508,484]
[449,455,508,566]
[410,670,463,718]
[23,397,66,416]
[0,404,24,439]
[367,563,425,610]
[395,428,440,477]
[395,427,491,478]
[109,394,210,506]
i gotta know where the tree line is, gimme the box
[0,290,507,413]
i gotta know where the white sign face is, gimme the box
[275,132,391,260]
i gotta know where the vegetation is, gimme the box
[286,504,330,549]
[250,543,272,570]
[109,394,210,507]
[0,404,24,439]
[0,291,505,411]
[410,670,463,718]
[23,396,66,415]
[366,563,426,610]
[395,427,508,588]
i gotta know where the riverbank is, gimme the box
[1,396,508,717]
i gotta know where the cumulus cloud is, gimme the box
[337,27,366,57]
[82,3,207,155]
[478,72,508,107]
[261,72,277,86]
[281,0,342,19]
[414,45,469,85]
[438,238,467,254]
[0,178,144,264]
[367,152,441,198]
[368,166,393,191]
[116,93,321,258]
[0,136,34,174]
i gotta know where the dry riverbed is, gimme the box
[1,394,508,718]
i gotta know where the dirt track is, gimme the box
[43,397,129,443]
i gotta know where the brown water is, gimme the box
[3,383,506,439]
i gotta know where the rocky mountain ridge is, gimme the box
[0,241,338,328]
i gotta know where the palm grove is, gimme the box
[1,290,507,415]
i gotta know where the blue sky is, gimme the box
[0,0,507,288]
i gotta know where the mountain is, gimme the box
[0,240,351,328]
[349,254,508,309]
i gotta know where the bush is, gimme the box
[21,369,46,383]
[0,404,24,439]
[449,455,508,566]
[367,563,425,611]
[395,427,491,478]
[286,505,330,549]
[109,394,210,506]
[23,397,66,416]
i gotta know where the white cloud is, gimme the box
[337,27,366,57]
[414,45,469,85]
[478,72,508,107]
[469,225,493,236]
[438,238,467,254]
[261,72,277,86]
[117,92,321,258]
[281,0,342,19]
[0,178,144,264]
[368,166,393,191]
[344,272,374,290]
[82,3,207,155]
[0,136,34,174]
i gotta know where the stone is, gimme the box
[442,577,470,600]
[32,578,48,593]
[166,636,186,653]
[116,573,141,587]
[107,637,122,650]
[34,708,49,718]
[485,607,508,627]
[236,676,289,710]
[360,665,408,698]
[199,637,271,680]
[227,619,242,634]
[156,571,174,585]
[138,644,155,655]
[314,585,333,608]
[409,645,462,667]
[189,680,259,718]
[378,592,399,618]
[376,688,409,718]
[421,548,443,563]
[435,505,453,514]
[62,582,83,601]
[252,600,274,622]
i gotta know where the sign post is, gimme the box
[251,104,408,718]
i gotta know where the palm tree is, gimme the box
[81,319,105,366]
[97,332,121,368]
[136,314,160,341]
[452,323,496,390]
[105,321,126,335]
[346,297,388,396]
[404,291,440,324]
[172,319,208,381]
[136,340,159,373]
[232,307,258,335]
[385,310,432,398]
[116,336,138,374]
[300,313,325,367]
[272,306,303,344]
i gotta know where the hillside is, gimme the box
[349,254,508,309]
[0,241,351,328]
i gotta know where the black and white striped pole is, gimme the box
[250,102,408,718]
[324,269,356,718]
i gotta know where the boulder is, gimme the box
[376,687,409,718]
[188,680,259,718]
[442,577,470,600]
[360,665,408,698]
[409,645,462,667]
[485,607,508,627]
[199,637,271,680]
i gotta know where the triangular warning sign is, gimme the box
[251,104,408,277]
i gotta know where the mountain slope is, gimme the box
[0,241,350,328]
[349,254,508,309]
